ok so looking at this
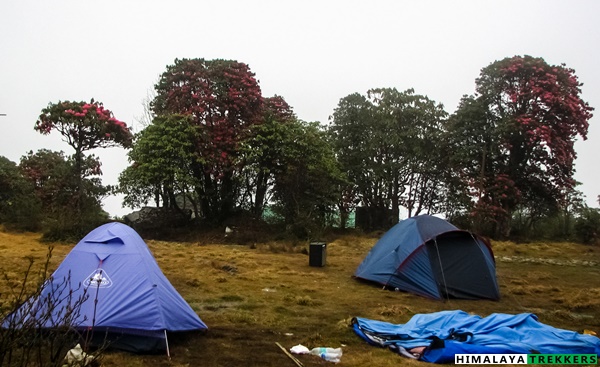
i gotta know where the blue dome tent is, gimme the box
[4,222,207,353]
[354,215,500,300]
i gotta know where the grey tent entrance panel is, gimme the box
[426,232,499,300]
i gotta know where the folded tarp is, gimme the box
[352,310,600,363]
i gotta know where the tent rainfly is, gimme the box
[354,215,500,300]
[3,222,207,354]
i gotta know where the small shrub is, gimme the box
[226,310,257,325]
[295,296,315,306]
[574,207,600,245]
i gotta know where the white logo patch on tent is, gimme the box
[84,269,113,288]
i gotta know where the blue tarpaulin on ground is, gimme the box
[353,310,600,363]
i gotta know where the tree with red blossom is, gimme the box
[35,99,132,222]
[152,58,263,221]
[35,99,132,165]
[448,55,593,237]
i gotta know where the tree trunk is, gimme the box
[154,188,160,207]
[74,146,83,223]
[219,171,234,222]
[338,203,348,229]
[391,176,399,223]
[253,170,268,218]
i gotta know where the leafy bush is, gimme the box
[0,156,43,231]
[574,207,600,245]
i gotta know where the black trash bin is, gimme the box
[309,242,327,267]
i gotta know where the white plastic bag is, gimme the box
[63,344,94,367]
[290,344,310,354]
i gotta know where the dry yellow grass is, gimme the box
[1,226,599,366]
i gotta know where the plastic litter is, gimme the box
[62,343,94,367]
[290,344,310,354]
[309,347,343,363]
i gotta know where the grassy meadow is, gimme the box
[1,227,599,367]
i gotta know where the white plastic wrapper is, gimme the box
[290,344,310,354]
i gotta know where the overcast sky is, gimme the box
[1,0,598,217]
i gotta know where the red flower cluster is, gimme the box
[35,100,133,150]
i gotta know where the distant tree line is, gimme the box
[0,55,598,243]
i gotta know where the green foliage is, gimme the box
[574,207,600,245]
[329,88,448,227]
[0,156,42,231]
[240,95,297,217]
[1,152,107,238]
[328,93,373,227]
[118,114,202,215]
[508,189,585,241]
[270,120,344,239]
[41,203,109,242]
[19,150,109,241]
[20,150,77,211]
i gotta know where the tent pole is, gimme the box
[164,330,171,360]
[433,238,450,300]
